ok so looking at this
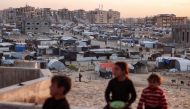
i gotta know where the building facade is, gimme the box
[172,21,190,46]
[87,9,120,24]
[155,14,187,28]
[107,9,120,24]
[145,16,156,27]
[22,18,50,33]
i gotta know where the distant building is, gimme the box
[41,8,51,20]
[73,9,86,20]
[155,14,187,28]
[125,18,137,26]
[87,9,120,24]
[22,18,50,33]
[145,14,187,28]
[107,9,120,24]
[136,18,145,26]
[145,16,156,27]
[172,21,190,46]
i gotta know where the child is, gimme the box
[104,62,137,109]
[137,74,168,109]
[43,75,71,109]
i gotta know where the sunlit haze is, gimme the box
[0,0,190,18]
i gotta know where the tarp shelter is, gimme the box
[175,59,190,71]
[94,62,115,75]
[15,45,25,52]
[47,59,65,70]
[122,38,133,43]
[133,62,148,74]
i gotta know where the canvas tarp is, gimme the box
[175,59,190,71]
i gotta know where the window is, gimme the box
[187,32,189,43]
[36,23,39,25]
[35,28,38,30]
[27,23,30,25]
[182,32,184,41]
[27,28,30,30]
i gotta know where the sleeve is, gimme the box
[105,80,112,103]
[137,90,145,109]
[160,91,168,109]
[128,80,137,105]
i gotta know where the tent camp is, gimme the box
[47,59,65,70]
[175,59,190,71]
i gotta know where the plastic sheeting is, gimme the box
[15,45,25,52]
[175,59,190,71]
[47,59,65,70]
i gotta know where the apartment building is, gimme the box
[145,16,156,27]
[172,21,190,46]
[136,18,145,26]
[87,9,120,24]
[41,8,51,20]
[155,14,187,28]
[125,18,137,26]
[73,9,86,20]
[107,9,120,24]
[58,8,72,20]
[22,17,50,33]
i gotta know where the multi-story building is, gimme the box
[145,14,187,28]
[87,9,120,24]
[41,8,51,20]
[125,18,137,26]
[155,14,187,28]
[136,18,145,26]
[58,8,71,20]
[22,17,50,33]
[73,9,86,20]
[107,9,120,24]
[172,21,190,46]
[145,16,156,27]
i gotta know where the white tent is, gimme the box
[47,59,65,70]
[175,59,190,71]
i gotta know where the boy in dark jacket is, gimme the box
[43,75,72,109]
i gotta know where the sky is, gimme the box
[0,0,190,18]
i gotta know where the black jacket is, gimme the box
[43,97,70,109]
[105,78,137,108]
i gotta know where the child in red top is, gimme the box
[137,74,168,109]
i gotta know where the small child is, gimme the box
[104,62,137,109]
[137,74,168,109]
[43,75,71,109]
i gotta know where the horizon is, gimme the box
[0,0,190,18]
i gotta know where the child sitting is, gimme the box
[137,74,168,109]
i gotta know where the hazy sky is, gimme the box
[0,0,190,18]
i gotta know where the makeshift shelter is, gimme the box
[175,59,190,71]
[94,62,114,79]
[15,45,25,52]
[133,62,148,74]
[47,59,65,70]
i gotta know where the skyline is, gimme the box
[0,0,190,18]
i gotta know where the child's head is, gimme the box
[147,73,162,88]
[114,61,129,78]
[50,75,71,97]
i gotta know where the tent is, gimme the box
[122,38,133,43]
[47,59,65,70]
[133,62,148,74]
[15,45,25,52]
[175,59,190,71]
